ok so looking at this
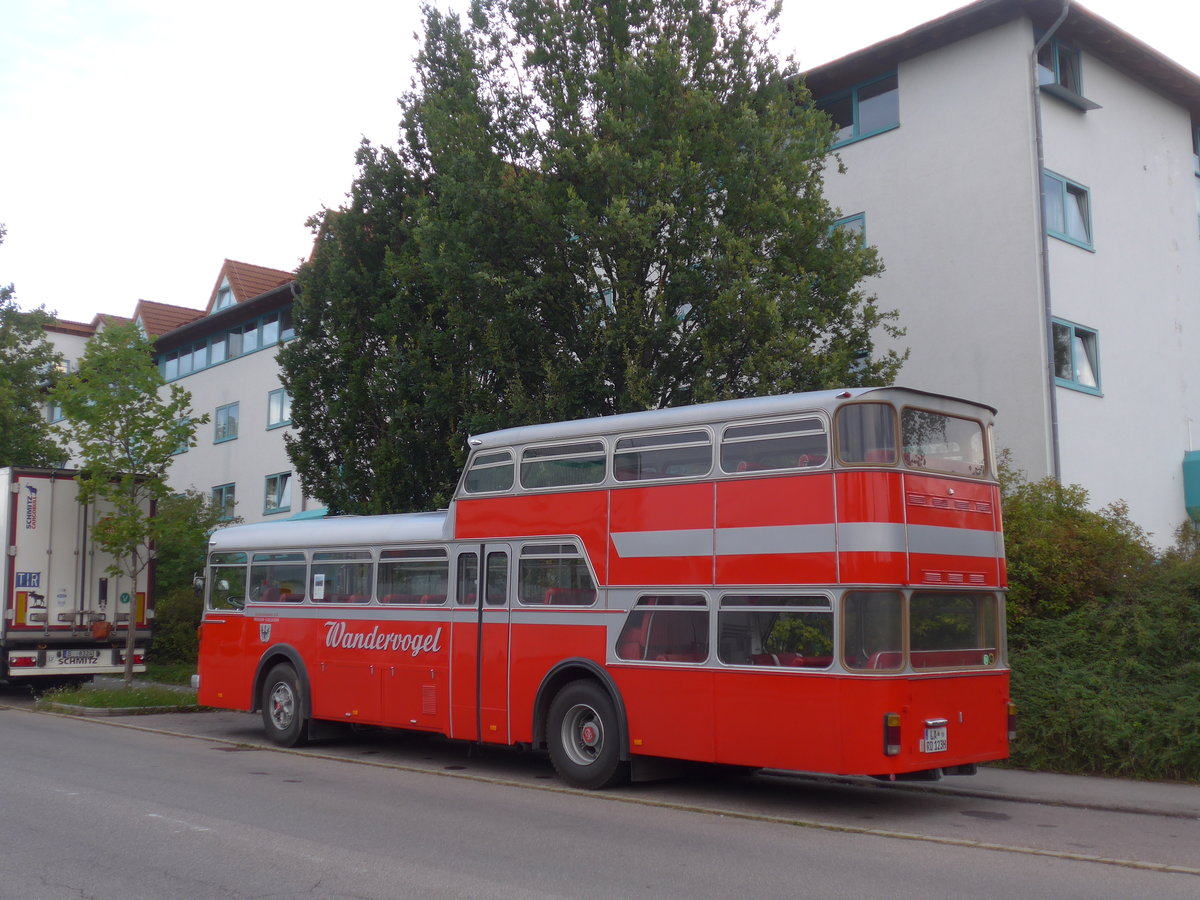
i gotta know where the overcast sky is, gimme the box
[2,0,1196,324]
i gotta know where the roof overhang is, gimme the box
[802,0,1200,118]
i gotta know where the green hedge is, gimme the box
[1002,459,1200,782]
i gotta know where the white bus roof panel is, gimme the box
[208,510,450,553]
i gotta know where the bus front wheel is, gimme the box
[547,681,629,790]
[261,664,309,747]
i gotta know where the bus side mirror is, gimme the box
[193,574,205,596]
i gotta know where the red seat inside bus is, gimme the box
[381,593,446,604]
[910,648,993,668]
[542,587,596,605]
[862,648,994,669]
[867,650,902,669]
[749,652,834,668]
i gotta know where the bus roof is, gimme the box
[466,386,995,451]
[208,510,450,553]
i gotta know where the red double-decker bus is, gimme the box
[196,387,1013,788]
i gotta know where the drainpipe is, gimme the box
[1032,0,1071,481]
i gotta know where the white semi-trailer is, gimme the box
[2,467,152,685]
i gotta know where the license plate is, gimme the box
[920,726,948,753]
[55,650,101,666]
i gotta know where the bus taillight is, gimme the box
[1007,702,1018,741]
[884,712,902,756]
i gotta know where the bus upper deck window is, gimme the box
[521,441,606,489]
[720,418,828,473]
[613,430,712,482]
[836,403,897,464]
[463,450,515,494]
[901,409,986,477]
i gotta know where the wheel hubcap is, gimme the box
[562,702,603,767]
[269,682,295,731]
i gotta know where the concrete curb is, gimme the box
[36,700,199,717]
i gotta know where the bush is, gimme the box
[150,586,202,667]
[1000,456,1153,628]
[1008,579,1200,780]
[1001,467,1200,781]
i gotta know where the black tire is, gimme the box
[546,681,629,789]
[261,664,309,747]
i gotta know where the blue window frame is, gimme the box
[1193,123,1199,236]
[816,73,899,148]
[172,417,190,455]
[158,307,295,381]
[267,389,292,429]
[213,483,236,521]
[1052,318,1101,395]
[832,213,866,243]
[264,472,292,515]
[1038,39,1082,94]
[1042,171,1093,249]
[215,402,239,443]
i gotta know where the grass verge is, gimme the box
[144,660,197,685]
[40,683,200,712]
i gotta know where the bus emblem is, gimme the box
[259,624,272,643]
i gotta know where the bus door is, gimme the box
[197,552,255,710]
[449,544,512,743]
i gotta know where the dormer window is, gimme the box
[214,281,234,311]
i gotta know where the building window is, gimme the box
[213,483,236,521]
[816,73,899,147]
[214,281,235,311]
[267,389,292,429]
[264,472,292,515]
[172,417,190,455]
[832,213,866,243]
[1193,123,1199,236]
[1042,171,1092,249]
[215,402,239,442]
[1038,39,1081,94]
[1052,319,1100,394]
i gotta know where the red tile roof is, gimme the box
[44,319,95,337]
[133,300,205,337]
[205,259,295,313]
[90,313,132,330]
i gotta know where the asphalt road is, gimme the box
[1,693,1198,899]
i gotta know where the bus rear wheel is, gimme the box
[547,681,629,790]
[261,664,309,747]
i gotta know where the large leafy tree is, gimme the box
[281,0,904,514]
[0,223,66,467]
[50,322,207,685]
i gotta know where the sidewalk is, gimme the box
[913,765,1200,819]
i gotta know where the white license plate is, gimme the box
[55,650,101,665]
[920,726,948,753]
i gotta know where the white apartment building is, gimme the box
[152,260,309,525]
[806,0,1200,545]
[44,261,309,527]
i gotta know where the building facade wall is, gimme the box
[164,338,304,526]
[818,14,1200,545]
[1039,44,1200,544]
[820,18,1053,479]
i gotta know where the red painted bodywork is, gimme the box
[198,465,1009,778]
